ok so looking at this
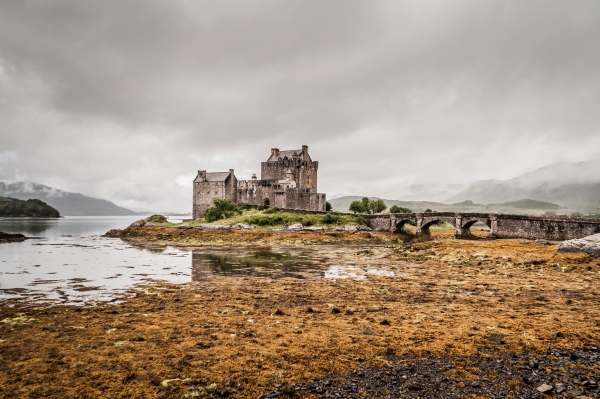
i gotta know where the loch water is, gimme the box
[0,216,396,305]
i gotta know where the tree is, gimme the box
[348,197,387,214]
[389,205,412,213]
[325,201,332,211]
[370,199,387,214]
[204,199,242,222]
[349,200,366,214]
[424,208,434,213]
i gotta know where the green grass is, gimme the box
[189,209,364,228]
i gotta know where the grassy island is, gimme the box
[0,196,60,218]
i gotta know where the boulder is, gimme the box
[558,233,600,255]
[335,225,372,232]
[302,226,325,231]
[287,223,304,230]
[194,224,231,231]
[128,219,147,228]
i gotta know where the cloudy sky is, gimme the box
[1,0,599,212]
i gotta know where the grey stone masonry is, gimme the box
[362,212,600,241]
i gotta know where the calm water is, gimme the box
[0,217,395,305]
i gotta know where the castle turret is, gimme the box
[285,168,294,181]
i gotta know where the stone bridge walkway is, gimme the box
[361,212,600,241]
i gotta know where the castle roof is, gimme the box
[194,172,230,183]
[267,149,302,162]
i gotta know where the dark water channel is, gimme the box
[0,217,395,305]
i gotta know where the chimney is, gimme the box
[271,148,279,156]
[302,145,308,160]
[251,173,257,180]
[197,170,207,182]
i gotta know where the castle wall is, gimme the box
[260,158,318,191]
[193,181,225,219]
[237,180,268,206]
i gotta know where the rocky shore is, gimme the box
[0,231,27,243]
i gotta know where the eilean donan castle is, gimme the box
[193,145,326,219]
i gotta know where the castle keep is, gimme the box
[193,145,326,219]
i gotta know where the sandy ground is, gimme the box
[1,229,599,398]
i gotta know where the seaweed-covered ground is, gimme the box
[1,230,600,398]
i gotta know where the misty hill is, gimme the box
[329,196,567,215]
[0,182,137,216]
[0,196,60,218]
[445,159,600,213]
[399,183,468,202]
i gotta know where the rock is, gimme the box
[231,223,254,230]
[0,231,28,243]
[331,308,341,314]
[535,239,551,244]
[128,219,147,228]
[536,383,554,393]
[301,226,325,231]
[194,224,231,231]
[558,233,600,255]
[286,223,303,230]
[380,319,391,326]
[555,383,565,393]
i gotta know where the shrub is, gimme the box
[204,199,243,222]
[322,213,338,224]
[148,214,168,223]
[263,207,280,214]
[325,201,332,211]
[389,205,412,214]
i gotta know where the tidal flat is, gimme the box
[1,230,600,398]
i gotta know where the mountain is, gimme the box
[328,196,569,215]
[0,182,137,216]
[445,159,600,213]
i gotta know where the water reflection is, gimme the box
[191,248,322,279]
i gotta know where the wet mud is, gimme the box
[1,231,600,398]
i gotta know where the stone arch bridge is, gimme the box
[361,212,600,241]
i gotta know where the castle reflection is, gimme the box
[191,248,322,280]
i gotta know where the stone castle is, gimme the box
[193,145,326,219]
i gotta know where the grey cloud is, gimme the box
[0,0,599,211]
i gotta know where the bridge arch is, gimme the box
[456,214,491,238]
[392,216,417,234]
[416,213,457,236]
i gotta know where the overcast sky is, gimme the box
[1,0,599,212]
